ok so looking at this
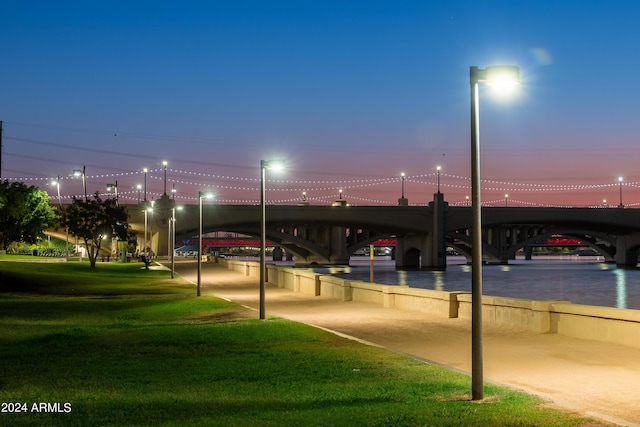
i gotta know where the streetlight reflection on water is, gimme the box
[308,256,636,310]
[614,269,627,309]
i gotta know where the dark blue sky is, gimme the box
[3,1,640,207]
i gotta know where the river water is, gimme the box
[308,256,640,310]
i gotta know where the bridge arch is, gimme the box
[446,228,618,265]
[507,229,616,262]
[205,225,333,265]
[403,247,422,268]
[347,233,393,256]
[447,231,505,264]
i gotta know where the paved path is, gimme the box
[173,260,640,426]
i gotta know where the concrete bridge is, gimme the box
[123,193,640,269]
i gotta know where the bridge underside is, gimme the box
[448,227,618,265]
[117,198,640,269]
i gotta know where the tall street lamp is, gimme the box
[73,166,86,201]
[436,166,442,193]
[141,200,155,264]
[52,176,69,261]
[260,159,285,319]
[470,64,520,400]
[163,160,168,195]
[136,184,142,204]
[170,203,183,278]
[143,168,148,201]
[198,191,214,296]
[150,200,156,251]
[398,172,408,206]
[170,204,183,279]
[143,204,151,267]
[618,176,624,208]
[107,181,118,205]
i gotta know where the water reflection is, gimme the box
[615,269,627,309]
[397,270,409,287]
[310,256,640,310]
[433,271,445,291]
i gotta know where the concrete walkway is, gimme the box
[173,260,640,426]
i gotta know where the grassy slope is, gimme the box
[0,260,609,426]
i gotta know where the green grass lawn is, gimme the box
[0,260,608,426]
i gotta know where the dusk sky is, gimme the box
[3,1,640,207]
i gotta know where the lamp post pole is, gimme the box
[401,172,405,198]
[73,167,87,201]
[82,166,86,201]
[198,192,214,296]
[469,67,483,401]
[436,166,441,193]
[618,177,624,208]
[163,161,168,196]
[169,205,174,277]
[53,176,69,261]
[143,168,148,202]
[198,193,204,297]
[259,159,285,320]
[107,181,119,205]
[170,205,181,279]
[469,65,520,400]
[144,207,148,255]
[259,161,267,319]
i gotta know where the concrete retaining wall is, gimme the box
[219,259,640,349]
[549,303,640,348]
[456,294,567,333]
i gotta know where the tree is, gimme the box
[0,180,59,251]
[63,193,132,268]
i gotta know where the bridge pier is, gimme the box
[291,224,350,265]
[395,193,447,270]
[430,192,447,269]
[329,225,350,264]
[615,234,640,267]
[395,235,429,268]
[486,226,515,264]
[524,245,533,260]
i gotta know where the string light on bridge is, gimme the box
[8,166,640,207]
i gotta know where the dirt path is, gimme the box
[174,261,640,426]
